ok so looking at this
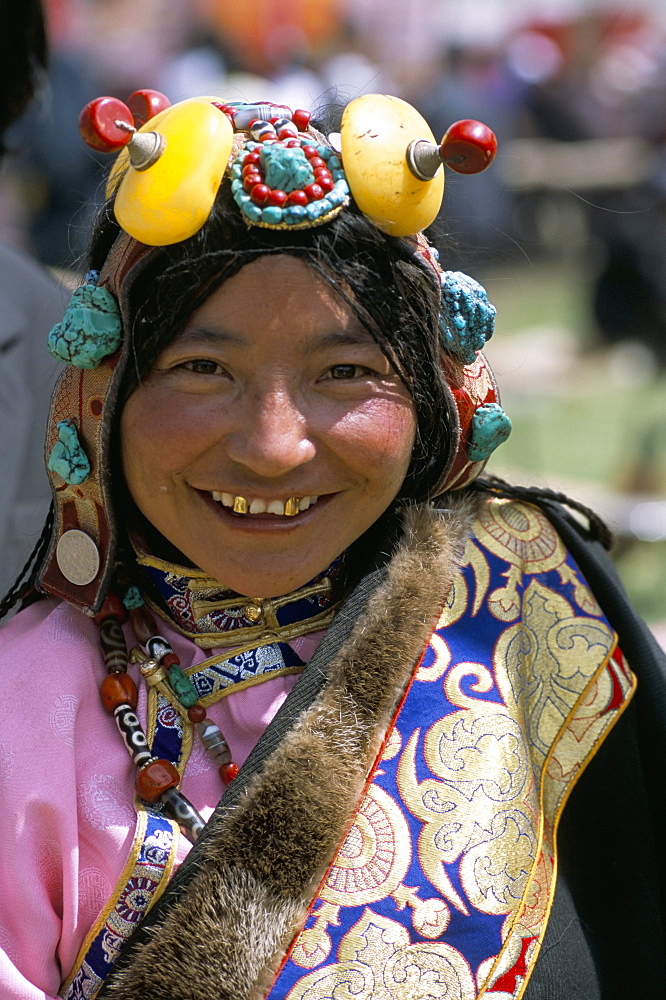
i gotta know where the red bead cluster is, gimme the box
[241,141,334,210]
[79,89,171,153]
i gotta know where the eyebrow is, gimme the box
[173,326,245,348]
[172,325,378,351]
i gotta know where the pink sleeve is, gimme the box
[0,602,323,996]
[0,600,135,997]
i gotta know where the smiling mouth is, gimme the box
[210,491,320,517]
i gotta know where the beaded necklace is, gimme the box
[94,561,343,843]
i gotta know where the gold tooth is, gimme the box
[284,497,300,517]
[233,495,248,514]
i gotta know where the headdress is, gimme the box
[38,89,511,615]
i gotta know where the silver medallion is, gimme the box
[56,529,100,585]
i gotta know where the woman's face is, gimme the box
[121,255,416,597]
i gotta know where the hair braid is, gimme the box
[0,504,54,622]
[471,475,614,550]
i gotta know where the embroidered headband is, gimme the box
[38,90,511,614]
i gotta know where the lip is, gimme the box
[194,488,336,530]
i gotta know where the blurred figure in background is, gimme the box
[0,0,63,600]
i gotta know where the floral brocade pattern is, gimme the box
[270,502,634,1000]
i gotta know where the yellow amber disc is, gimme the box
[111,98,233,246]
[340,94,445,237]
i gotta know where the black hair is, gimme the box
[89,179,453,503]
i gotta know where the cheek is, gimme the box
[121,390,215,479]
[332,399,416,482]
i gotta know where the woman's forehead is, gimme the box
[181,255,363,338]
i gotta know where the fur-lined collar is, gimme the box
[100,497,480,1000]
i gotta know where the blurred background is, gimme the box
[1,0,665,640]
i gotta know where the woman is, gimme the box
[0,92,663,1000]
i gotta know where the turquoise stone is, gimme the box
[48,285,122,369]
[167,666,199,708]
[439,272,496,364]
[328,181,349,207]
[260,144,314,193]
[47,419,91,485]
[284,205,307,224]
[122,586,144,611]
[468,403,512,462]
[243,202,262,222]
[261,206,283,225]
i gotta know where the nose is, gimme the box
[224,384,316,478]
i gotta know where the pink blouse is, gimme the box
[0,597,322,998]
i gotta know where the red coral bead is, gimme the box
[243,150,261,165]
[79,97,134,153]
[93,592,127,625]
[286,139,301,148]
[293,109,311,131]
[307,156,325,169]
[277,123,298,139]
[286,190,308,206]
[219,762,239,785]
[303,183,324,201]
[440,120,498,175]
[250,183,270,205]
[187,704,207,724]
[100,672,138,713]
[126,89,171,129]
[243,172,262,192]
[267,189,288,207]
[162,652,180,668]
[135,759,179,802]
[316,174,334,193]
[301,145,316,158]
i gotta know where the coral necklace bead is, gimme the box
[135,759,180,802]
[219,762,239,785]
[100,672,138,713]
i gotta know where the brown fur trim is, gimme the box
[103,497,481,1000]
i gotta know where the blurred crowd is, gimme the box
[3,2,666,315]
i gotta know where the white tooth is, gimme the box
[212,491,222,502]
[249,499,267,514]
[299,497,311,511]
[221,493,234,507]
[267,500,285,515]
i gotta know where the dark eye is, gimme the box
[183,359,221,375]
[329,364,363,379]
